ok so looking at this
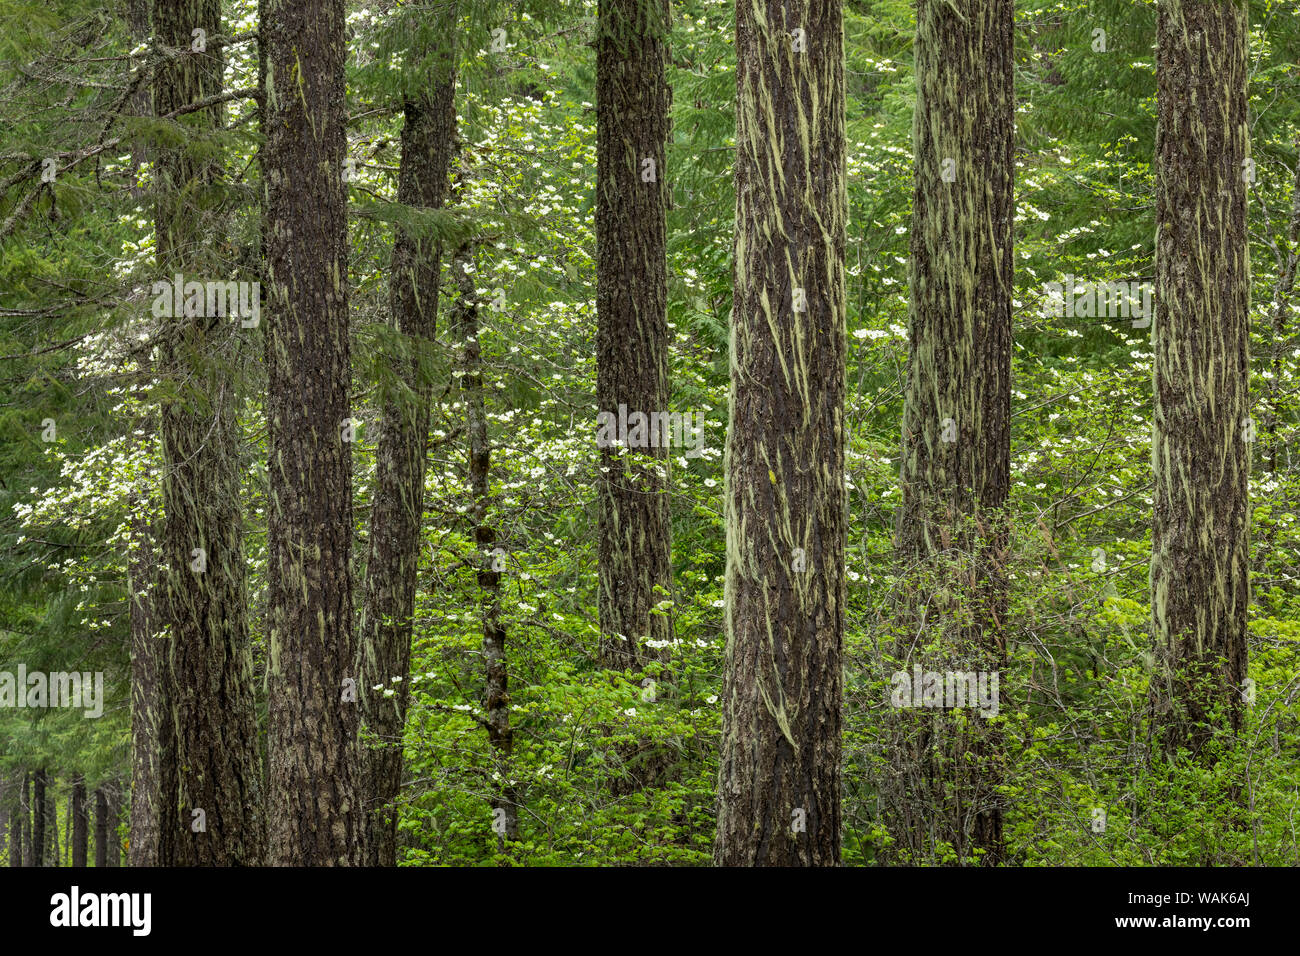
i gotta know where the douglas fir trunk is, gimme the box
[263,0,363,865]
[153,0,265,867]
[891,0,1014,865]
[714,0,847,867]
[357,35,458,866]
[595,0,674,667]
[1150,0,1251,759]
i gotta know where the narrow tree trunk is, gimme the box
[127,0,150,199]
[1150,0,1251,758]
[1265,142,1299,476]
[357,41,458,868]
[0,775,7,865]
[94,787,108,866]
[20,772,32,866]
[128,505,174,866]
[8,777,20,867]
[106,787,122,867]
[450,245,520,851]
[48,783,59,866]
[263,0,363,865]
[153,0,265,868]
[70,777,87,867]
[32,769,47,867]
[889,0,1014,866]
[714,0,847,867]
[595,0,673,668]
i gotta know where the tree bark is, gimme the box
[20,772,32,866]
[94,787,109,866]
[7,776,20,866]
[152,0,265,868]
[128,506,174,866]
[451,244,521,851]
[714,0,847,867]
[71,777,88,867]
[889,0,1014,866]
[32,769,47,867]
[356,41,457,868]
[595,0,674,668]
[263,0,363,865]
[1150,0,1251,759]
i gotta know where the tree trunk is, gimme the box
[48,783,59,866]
[1149,0,1251,759]
[106,788,122,867]
[8,777,20,867]
[32,768,47,866]
[889,0,1014,866]
[714,0,847,867]
[357,41,458,868]
[128,506,174,866]
[94,787,109,866]
[127,0,150,198]
[20,772,32,866]
[451,244,521,851]
[153,0,265,868]
[595,0,674,668]
[263,0,363,865]
[0,775,7,865]
[1264,141,1298,476]
[69,777,87,867]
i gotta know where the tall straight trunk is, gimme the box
[128,508,174,866]
[595,0,673,668]
[6,801,17,868]
[451,245,520,850]
[106,788,122,867]
[890,0,1014,866]
[94,787,109,866]
[1265,149,1299,476]
[1150,0,1251,758]
[127,0,150,198]
[20,772,32,866]
[153,0,265,868]
[357,44,458,868]
[32,769,47,866]
[71,777,88,867]
[7,778,20,866]
[124,0,175,874]
[714,0,847,867]
[48,784,58,865]
[263,0,363,865]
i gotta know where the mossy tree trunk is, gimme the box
[127,506,173,867]
[70,776,87,867]
[20,772,32,866]
[450,244,521,851]
[357,36,458,867]
[154,0,265,867]
[892,0,1014,865]
[94,787,109,867]
[7,776,20,867]
[32,768,46,866]
[595,0,673,668]
[1150,0,1251,760]
[714,0,847,867]
[263,0,363,865]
